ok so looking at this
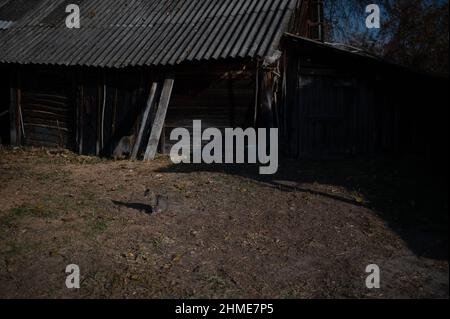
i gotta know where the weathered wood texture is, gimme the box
[18,67,74,148]
[288,0,323,40]
[281,43,449,161]
[8,81,17,145]
[131,82,158,160]
[164,66,255,154]
[77,69,150,156]
[3,59,257,158]
[144,79,174,161]
[0,66,10,144]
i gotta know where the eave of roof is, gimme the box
[283,33,449,80]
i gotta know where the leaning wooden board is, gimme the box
[144,79,174,161]
[131,82,158,160]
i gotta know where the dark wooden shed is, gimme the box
[0,0,447,163]
[0,0,316,158]
[279,34,449,162]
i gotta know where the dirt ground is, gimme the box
[0,146,448,299]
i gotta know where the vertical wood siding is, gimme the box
[281,44,449,160]
[164,66,255,154]
[0,66,9,143]
[19,67,75,148]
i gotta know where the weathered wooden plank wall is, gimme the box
[0,66,10,144]
[164,64,255,154]
[76,68,150,156]
[18,67,75,148]
[281,43,449,161]
[76,64,256,158]
[4,52,447,166]
[4,60,257,159]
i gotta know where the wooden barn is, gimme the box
[280,35,449,161]
[0,0,447,162]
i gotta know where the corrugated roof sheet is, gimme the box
[0,20,13,29]
[0,0,298,68]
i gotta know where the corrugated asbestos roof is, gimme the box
[0,20,13,29]
[0,0,298,68]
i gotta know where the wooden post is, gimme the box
[253,62,259,127]
[159,123,166,154]
[9,69,19,146]
[131,82,158,160]
[75,74,79,152]
[112,83,118,136]
[144,78,174,161]
[101,71,106,150]
[96,80,102,156]
[228,73,236,127]
[9,86,17,145]
[78,76,84,155]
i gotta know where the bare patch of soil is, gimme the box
[0,146,448,298]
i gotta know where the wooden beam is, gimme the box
[253,63,259,127]
[111,84,118,136]
[96,79,102,156]
[144,79,174,161]
[17,69,23,144]
[159,122,166,154]
[101,71,106,150]
[9,85,17,145]
[131,82,158,160]
[9,69,20,146]
[227,73,236,126]
[78,78,84,155]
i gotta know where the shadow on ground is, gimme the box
[156,157,449,261]
[112,200,153,215]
